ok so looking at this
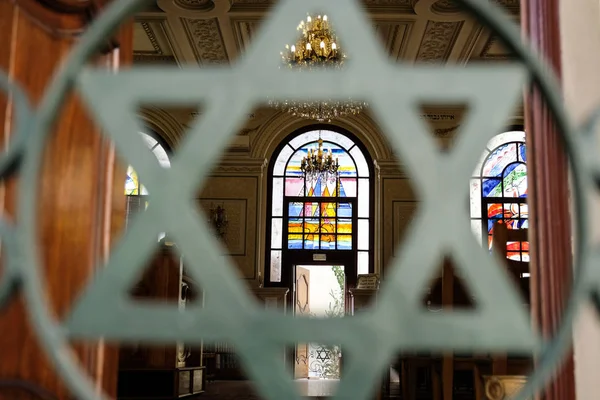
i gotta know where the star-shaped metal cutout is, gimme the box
[61,0,542,399]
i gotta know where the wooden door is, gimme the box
[294,267,311,379]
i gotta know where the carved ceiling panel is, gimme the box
[415,20,463,64]
[132,0,522,131]
[181,18,230,65]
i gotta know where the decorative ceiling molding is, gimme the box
[230,0,414,12]
[182,18,230,64]
[174,0,215,11]
[431,0,462,14]
[133,54,178,65]
[415,20,463,63]
[231,18,260,54]
[480,35,513,60]
[135,21,163,55]
[457,23,485,63]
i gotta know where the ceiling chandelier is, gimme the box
[268,14,367,122]
[301,133,339,182]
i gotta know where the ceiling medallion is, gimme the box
[268,13,367,122]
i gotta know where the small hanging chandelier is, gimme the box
[301,134,339,182]
[268,13,367,122]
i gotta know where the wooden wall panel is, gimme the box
[0,2,131,399]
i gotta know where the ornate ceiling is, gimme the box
[133,0,521,153]
[134,0,518,66]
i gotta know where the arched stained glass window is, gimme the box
[125,132,171,196]
[268,129,372,283]
[124,132,171,231]
[470,131,528,261]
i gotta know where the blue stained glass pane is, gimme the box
[288,202,304,217]
[482,178,502,197]
[337,203,353,218]
[518,143,527,162]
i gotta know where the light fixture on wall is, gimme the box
[208,203,228,238]
[268,13,367,122]
[301,132,339,182]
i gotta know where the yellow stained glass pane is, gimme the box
[321,202,337,217]
[337,219,352,234]
[288,234,302,249]
[288,218,303,233]
[125,166,139,195]
[304,218,320,234]
[320,218,335,234]
[337,235,352,250]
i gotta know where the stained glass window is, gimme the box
[269,129,371,282]
[124,132,171,236]
[470,131,528,262]
[124,132,171,195]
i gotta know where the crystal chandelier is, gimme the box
[301,134,339,182]
[268,14,367,122]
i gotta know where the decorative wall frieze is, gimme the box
[182,18,229,65]
[420,113,458,121]
[415,20,463,63]
[375,160,407,178]
[211,159,269,175]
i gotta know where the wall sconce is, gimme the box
[208,203,228,238]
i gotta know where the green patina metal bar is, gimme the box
[0,0,597,399]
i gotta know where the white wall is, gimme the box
[559,1,600,398]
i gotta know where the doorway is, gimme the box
[294,264,345,380]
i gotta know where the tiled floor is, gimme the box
[201,379,339,399]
